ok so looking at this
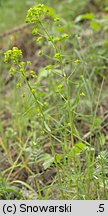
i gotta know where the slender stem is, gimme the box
[64,75,74,147]
[38,18,65,76]
[21,69,45,122]
[49,132,64,199]
[38,18,74,147]
[90,78,104,145]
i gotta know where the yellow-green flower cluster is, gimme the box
[4,47,23,65]
[54,34,69,42]
[26,4,57,23]
[54,52,61,60]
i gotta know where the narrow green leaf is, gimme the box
[44,121,51,132]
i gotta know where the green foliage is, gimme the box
[0,0,34,32]
[0,174,22,200]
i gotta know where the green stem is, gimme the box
[49,133,64,199]
[21,68,45,122]
[64,75,74,147]
[38,18,74,147]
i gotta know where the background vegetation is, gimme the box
[0,0,108,199]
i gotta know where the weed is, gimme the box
[1,1,108,199]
